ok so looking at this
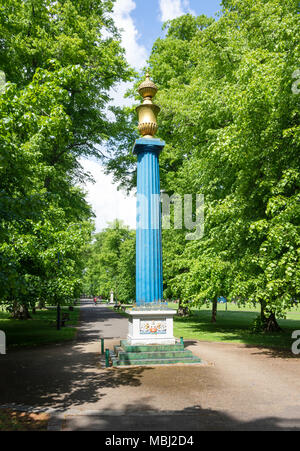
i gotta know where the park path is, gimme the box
[0,301,127,411]
[0,300,300,430]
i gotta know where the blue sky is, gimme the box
[112,0,222,71]
[82,0,222,232]
[133,0,222,56]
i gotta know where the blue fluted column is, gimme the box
[133,138,165,306]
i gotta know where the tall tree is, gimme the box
[0,0,133,314]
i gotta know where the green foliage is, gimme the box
[251,315,265,333]
[0,0,133,313]
[82,220,136,302]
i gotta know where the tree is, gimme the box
[0,0,133,316]
[155,1,299,330]
[82,220,136,303]
[117,234,136,302]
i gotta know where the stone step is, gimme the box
[112,356,202,367]
[118,350,194,361]
[119,340,184,353]
[110,340,202,367]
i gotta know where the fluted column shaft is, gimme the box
[133,138,165,306]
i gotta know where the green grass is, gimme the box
[170,302,300,350]
[0,307,80,349]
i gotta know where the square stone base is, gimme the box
[126,308,177,345]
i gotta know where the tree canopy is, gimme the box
[0,0,133,316]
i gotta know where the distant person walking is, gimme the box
[93,297,97,306]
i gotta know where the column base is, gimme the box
[126,308,177,346]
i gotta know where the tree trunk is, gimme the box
[260,302,281,332]
[177,299,190,317]
[211,298,217,323]
[260,300,267,323]
[263,312,282,332]
[11,303,32,320]
[56,304,61,330]
[38,300,45,309]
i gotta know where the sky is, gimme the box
[81,0,221,232]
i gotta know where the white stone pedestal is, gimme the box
[109,290,114,304]
[126,309,177,345]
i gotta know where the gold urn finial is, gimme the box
[136,71,160,138]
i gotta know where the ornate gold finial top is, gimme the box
[136,71,160,139]
[138,71,158,100]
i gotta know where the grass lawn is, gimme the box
[0,409,49,431]
[170,302,300,350]
[0,306,80,349]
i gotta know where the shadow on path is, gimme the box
[64,403,300,431]
[0,302,135,410]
